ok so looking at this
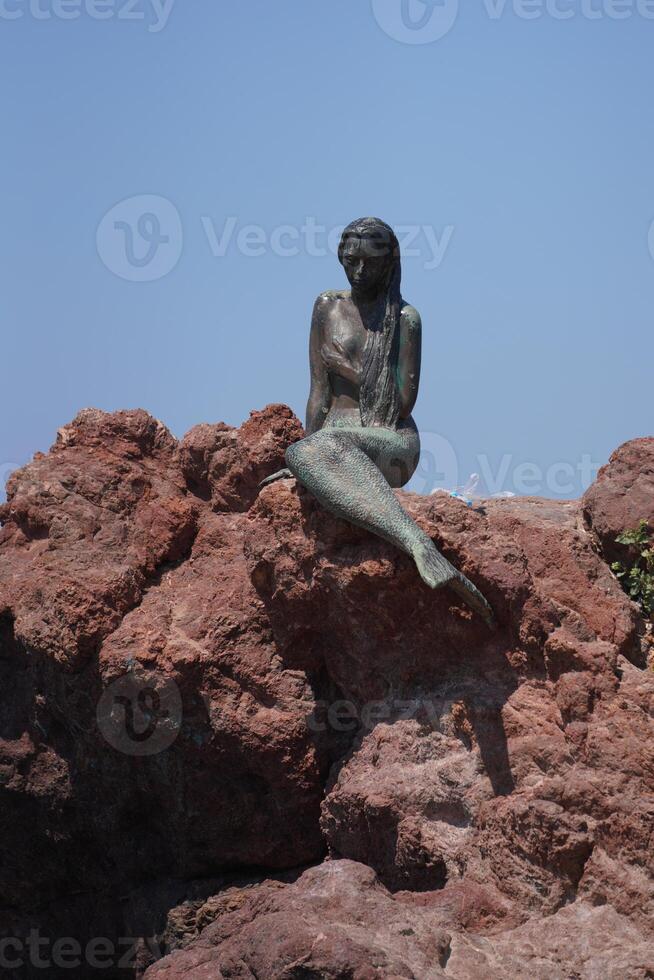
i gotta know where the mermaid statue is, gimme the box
[261,216,494,626]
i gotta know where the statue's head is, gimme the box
[338,217,400,299]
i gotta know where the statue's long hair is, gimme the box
[338,217,402,428]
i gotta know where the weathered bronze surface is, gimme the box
[262,217,493,625]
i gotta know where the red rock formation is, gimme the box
[143,861,654,980]
[582,436,654,564]
[0,406,652,978]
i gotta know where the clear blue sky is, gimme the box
[1,0,652,499]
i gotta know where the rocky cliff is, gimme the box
[0,406,652,978]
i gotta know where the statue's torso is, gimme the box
[321,291,366,417]
[319,291,417,434]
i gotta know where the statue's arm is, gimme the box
[397,305,422,419]
[305,295,332,435]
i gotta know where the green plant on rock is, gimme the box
[611,520,654,618]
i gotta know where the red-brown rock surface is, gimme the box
[582,436,654,564]
[0,410,652,978]
[143,860,654,980]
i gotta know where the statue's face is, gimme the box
[341,235,391,296]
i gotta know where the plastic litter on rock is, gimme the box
[431,472,517,505]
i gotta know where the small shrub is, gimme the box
[611,520,654,617]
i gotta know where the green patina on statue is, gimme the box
[262,216,494,626]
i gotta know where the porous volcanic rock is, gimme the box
[0,405,652,979]
[144,860,452,979]
[0,408,197,669]
[143,860,654,980]
[177,404,303,511]
[582,436,654,565]
[0,406,343,928]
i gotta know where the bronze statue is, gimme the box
[262,217,494,626]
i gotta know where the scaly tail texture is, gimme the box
[413,537,494,627]
[448,568,495,627]
[280,427,495,628]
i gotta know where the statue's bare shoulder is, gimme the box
[316,289,349,307]
[400,303,422,335]
[313,291,349,333]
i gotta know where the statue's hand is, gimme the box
[321,342,361,386]
[258,468,293,489]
